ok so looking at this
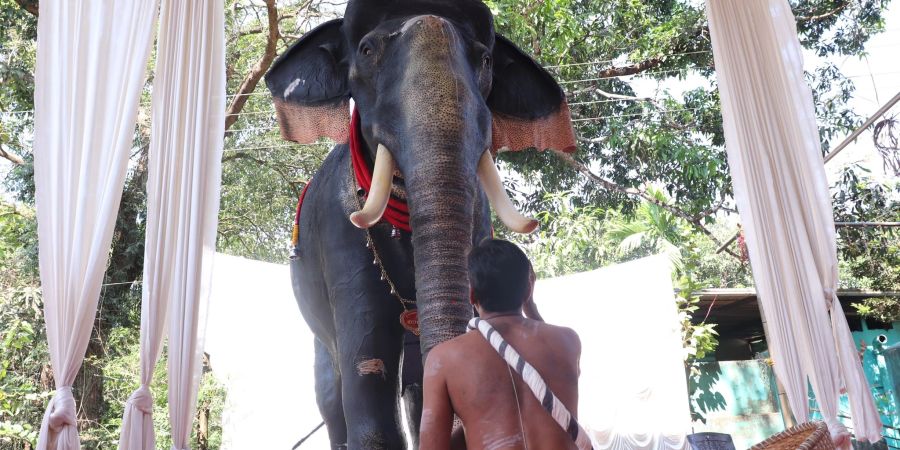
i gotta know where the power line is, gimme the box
[226,91,269,99]
[223,142,331,153]
[558,67,696,85]
[571,107,704,122]
[544,50,712,69]
[101,280,141,288]
[226,125,281,134]
[225,110,274,117]
[568,98,652,106]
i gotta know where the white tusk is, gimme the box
[350,144,395,229]
[477,151,539,234]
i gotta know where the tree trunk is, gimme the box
[198,408,209,450]
[74,337,104,427]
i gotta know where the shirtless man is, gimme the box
[420,239,582,450]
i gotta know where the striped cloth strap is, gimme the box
[467,317,594,450]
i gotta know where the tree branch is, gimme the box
[0,146,25,165]
[224,0,280,132]
[14,0,38,16]
[553,151,745,261]
[237,13,295,37]
[796,0,849,22]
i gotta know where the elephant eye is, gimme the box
[360,43,373,57]
[482,54,492,68]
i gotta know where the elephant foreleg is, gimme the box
[336,315,405,449]
[315,338,348,449]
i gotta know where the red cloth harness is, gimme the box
[292,110,412,244]
[291,179,313,247]
[348,110,411,232]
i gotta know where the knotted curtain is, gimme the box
[117,0,225,447]
[706,0,882,446]
[151,2,226,450]
[33,1,159,448]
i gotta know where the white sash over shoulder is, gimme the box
[467,317,593,450]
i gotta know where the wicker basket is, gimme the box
[750,422,835,450]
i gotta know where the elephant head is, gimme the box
[265,0,575,358]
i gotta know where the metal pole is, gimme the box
[824,91,900,164]
[758,300,797,428]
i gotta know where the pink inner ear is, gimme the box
[272,98,351,144]
[491,101,577,153]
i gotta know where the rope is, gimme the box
[291,421,326,449]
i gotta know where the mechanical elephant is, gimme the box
[265,0,575,448]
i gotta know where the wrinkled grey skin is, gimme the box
[268,1,569,447]
[291,15,494,448]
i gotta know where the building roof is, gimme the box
[691,288,899,341]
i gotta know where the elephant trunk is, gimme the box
[405,144,476,360]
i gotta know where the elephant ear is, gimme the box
[488,35,577,153]
[265,19,351,144]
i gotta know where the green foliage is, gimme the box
[0,201,47,449]
[832,166,900,291]
[854,298,900,323]
[88,326,226,450]
[510,191,613,278]
[216,0,340,263]
[490,0,892,229]
[0,0,36,112]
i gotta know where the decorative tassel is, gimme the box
[289,223,300,260]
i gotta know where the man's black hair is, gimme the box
[468,239,532,313]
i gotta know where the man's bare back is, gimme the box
[421,315,581,450]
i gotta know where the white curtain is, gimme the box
[116,0,223,446]
[706,0,882,446]
[151,1,226,450]
[32,1,158,449]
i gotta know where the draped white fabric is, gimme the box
[32,1,158,448]
[116,1,221,448]
[151,1,226,449]
[706,0,882,446]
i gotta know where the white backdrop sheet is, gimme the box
[205,254,689,450]
[205,254,330,449]
[535,256,690,450]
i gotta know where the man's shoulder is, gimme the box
[429,331,482,363]
[534,321,580,348]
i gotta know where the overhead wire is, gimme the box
[5,46,900,145]
[571,107,705,122]
[543,50,713,69]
